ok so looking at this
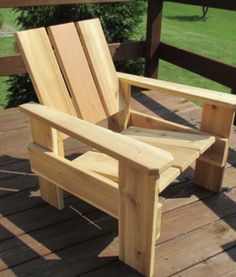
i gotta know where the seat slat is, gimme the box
[73,151,118,182]
[73,151,180,192]
[16,28,76,116]
[76,19,127,117]
[123,127,215,154]
[48,23,106,123]
[152,144,199,171]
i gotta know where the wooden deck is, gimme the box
[0,90,236,277]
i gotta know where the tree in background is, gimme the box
[7,1,146,107]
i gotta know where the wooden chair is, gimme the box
[16,19,236,277]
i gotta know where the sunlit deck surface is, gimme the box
[0,90,236,277]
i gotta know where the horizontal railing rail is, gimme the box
[0,0,132,8]
[0,0,235,96]
[159,43,236,89]
[2,0,234,10]
[2,40,235,91]
[165,0,236,11]
[0,41,146,76]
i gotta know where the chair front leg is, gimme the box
[194,103,235,192]
[30,118,64,209]
[118,163,159,277]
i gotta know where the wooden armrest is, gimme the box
[118,72,236,109]
[20,103,173,175]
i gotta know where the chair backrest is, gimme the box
[16,18,127,124]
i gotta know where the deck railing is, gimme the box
[0,0,236,91]
[146,0,236,91]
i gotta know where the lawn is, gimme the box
[0,3,236,109]
[159,2,236,92]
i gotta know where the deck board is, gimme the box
[0,91,236,276]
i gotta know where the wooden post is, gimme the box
[118,163,159,277]
[30,118,64,209]
[145,0,163,78]
[194,103,235,192]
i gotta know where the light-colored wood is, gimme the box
[194,161,225,192]
[130,110,229,167]
[20,103,174,175]
[48,23,106,123]
[201,104,235,138]
[76,19,126,117]
[118,72,236,108]
[158,167,180,192]
[158,144,198,171]
[30,118,64,209]
[16,28,76,116]
[123,126,215,155]
[0,41,144,77]
[29,143,118,218]
[130,110,200,134]
[0,0,130,8]
[73,151,180,192]
[108,81,131,132]
[38,177,64,209]
[194,103,235,192]
[73,151,119,182]
[156,202,162,239]
[16,18,236,277]
[29,143,176,223]
[198,138,229,167]
[119,163,159,277]
[0,40,143,77]
[124,136,199,171]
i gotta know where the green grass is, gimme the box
[0,8,19,30]
[137,3,236,93]
[0,36,15,55]
[158,3,236,93]
[0,4,236,109]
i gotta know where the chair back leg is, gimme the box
[194,103,235,192]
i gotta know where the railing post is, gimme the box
[145,0,163,78]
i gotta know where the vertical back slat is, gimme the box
[48,23,106,123]
[76,19,127,117]
[16,28,76,116]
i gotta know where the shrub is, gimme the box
[7,2,146,107]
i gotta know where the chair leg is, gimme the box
[194,161,225,192]
[30,118,65,209]
[38,177,64,210]
[194,103,235,192]
[118,163,159,277]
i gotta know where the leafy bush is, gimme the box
[7,2,146,107]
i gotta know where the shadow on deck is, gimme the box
[0,91,236,276]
